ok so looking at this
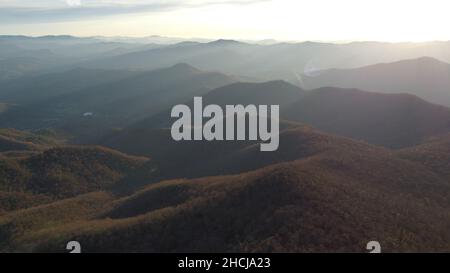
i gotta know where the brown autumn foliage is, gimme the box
[1,126,450,252]
[0,137,148,214]
[396,134,450,181]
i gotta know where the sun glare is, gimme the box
[1,0,449,42]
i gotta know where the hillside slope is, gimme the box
[110,81,450,150]
[283,87,450,148]
[0,64,236,142]
[396,134,450,180]
[0,145,148,214]
[302,57,450,107]
[3,130,450,252]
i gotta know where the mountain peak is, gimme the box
[167,63,200,73]
[208,39,243,46]
[373,56,448,68]
[411,56,447,65]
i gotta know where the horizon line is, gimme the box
[2,34,450,45]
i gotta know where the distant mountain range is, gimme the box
[3,35,450,85]
[0,64,237,142]
[302,57,450,107]
[81,40,450,84]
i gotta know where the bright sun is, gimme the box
[1,0,450,42]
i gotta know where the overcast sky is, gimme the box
[1,0,449,42]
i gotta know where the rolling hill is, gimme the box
[0,143,149,214]
[302,57,450,107]
[396,134,450,181]
[283,87,450,148]
[0,35,161,81]
[122,80,305,130]
[2,126,450,252]
[107,80,450,151]
[0,64,237,142]
[20,146,148,198]
[0,128,65,153]
[0,68,137,105]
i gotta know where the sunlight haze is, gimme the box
[1,0,449,42]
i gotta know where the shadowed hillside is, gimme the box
[202,80,305,106]
[113,80,305,132]
[105,121,302,191]
[283,87,450,148]
[109,80,450,151]
[0,135,39,152]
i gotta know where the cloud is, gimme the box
[0,0,269,24]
